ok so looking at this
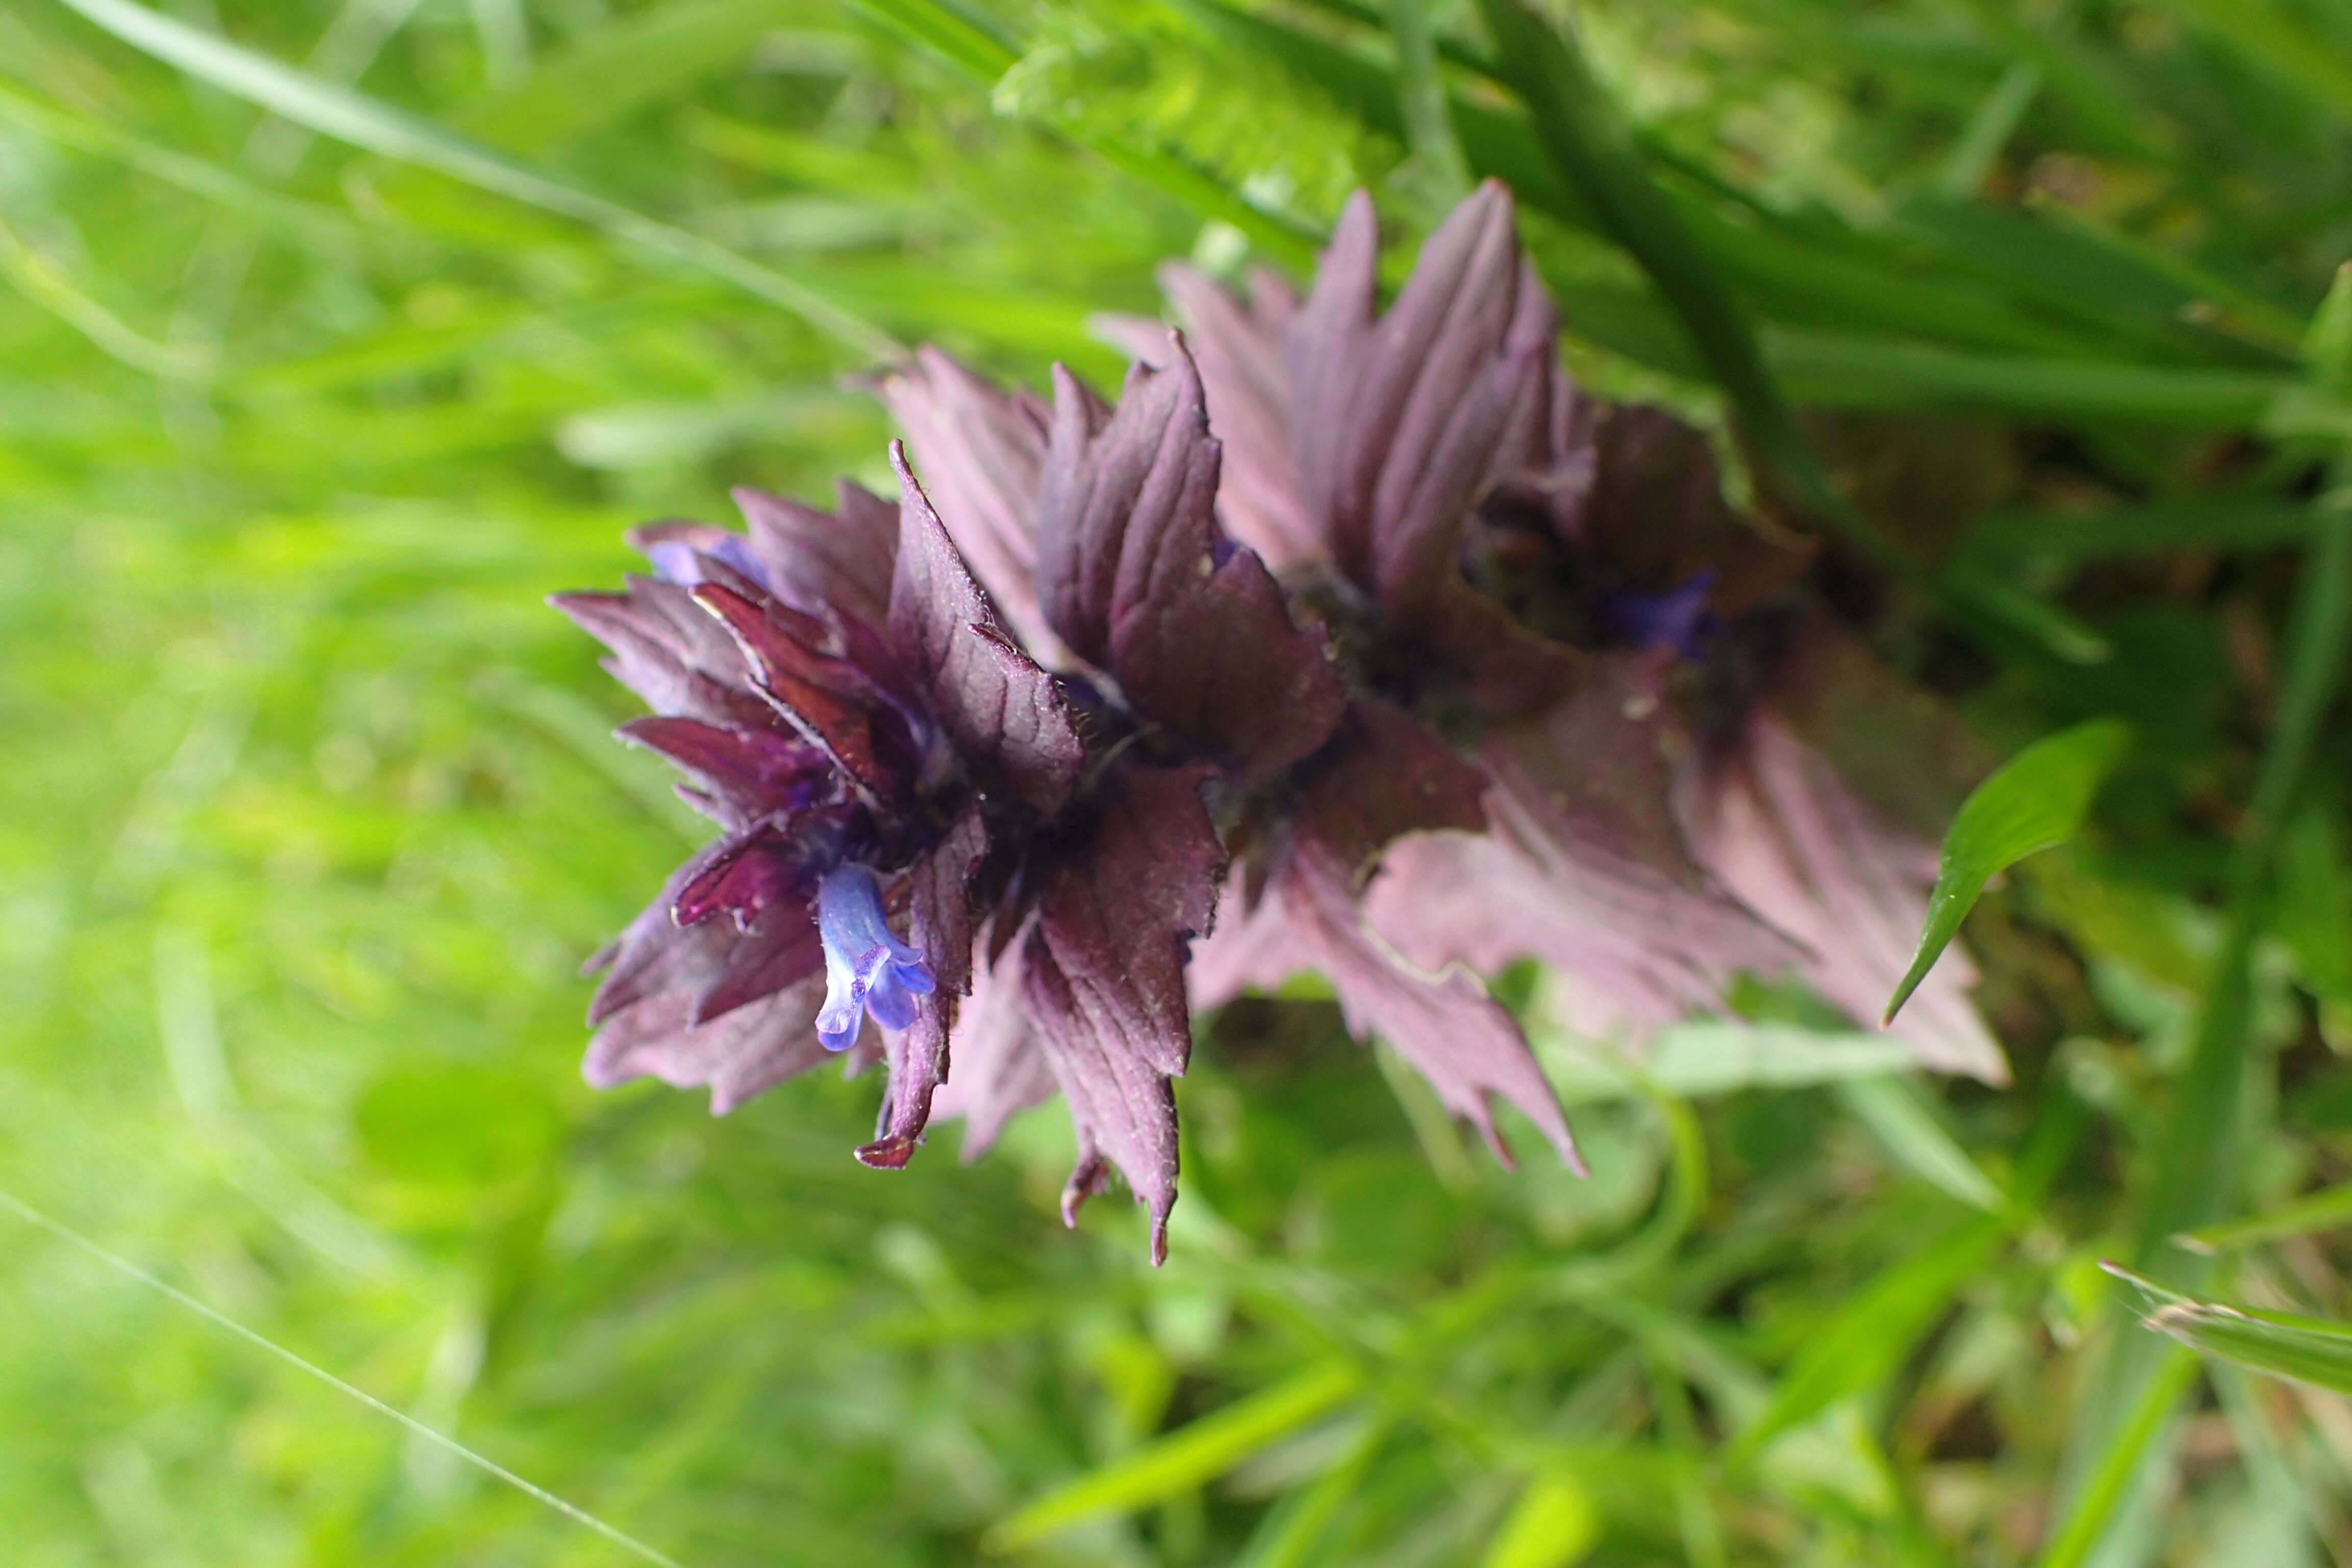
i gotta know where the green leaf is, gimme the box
[986,1360,1363,1551]
[48,0,898,359]
[1884,719,2132,1024]
[2105,1264,2352,1396]
[1480,1473,1601,1568]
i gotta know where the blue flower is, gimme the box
[814,862,937,1050]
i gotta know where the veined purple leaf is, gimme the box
[887,443,1086,815]
[1021,764,1226,1263]
[872,347,1066,664]
[1291,181,1557,632]
[929,925,1056,1161]
[730,480,900,631]
[1036,346,1345,774]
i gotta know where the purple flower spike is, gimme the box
[815,863,937,1050]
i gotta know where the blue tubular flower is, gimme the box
[1602,569,1719,662]
[815,863,937,1050]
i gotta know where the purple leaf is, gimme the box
[729,480,899,630]
[887,443,1086,815]
[548,584,771,732]
[1020,764,1226,1263]
[1028,765,1223,1079]
[1365,655,1798,1036]
[1035,347,1346,774]
[1290,181,1558,631]
[1288,842,1581,1171]
[585,975,847,1115]
[1191,836,1581,1174]
[1555,405,1812,617]
[689,581,897,800]
[870,347,1066,663]
[615,716,828,828]
[929,925,1057,1161]
[672,825,803,930]
[1150,264,1320,571]
[1294,698,1490,876]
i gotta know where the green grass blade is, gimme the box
[844,0,1018,78]
[1958,500,2319,563]
[1549,1023,1916,1105]
[1732,1213,2007,1460]
[2174,1181,2352,1256]
[987,1359,1364,1550]
[2033,1347,2200,1568]
[48,0,900,359]
[1831,1076,2006,1214]
[2107,1264,2352,1396]
[1768,330,2292,425]
[1234,1410,1393,1568]
[1885,719,2132,1024]
[2161,0,2352,122]
[1939,561,2114,666]
[1388,0,1471,201]
[457,0,803,157]
[1480,1472,1601,1568]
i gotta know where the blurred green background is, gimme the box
[6,0,2352,1563]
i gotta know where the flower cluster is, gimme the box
[558,180,2002,1261]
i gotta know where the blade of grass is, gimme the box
[1235,1410,1395,1568]
[1938,60,2040,200]
[2160,0,2352,123]
[2174,1181,2352,1256]
[456,0,800,157]
[1480,1471,1603,1568]
[1388,0,1469,202]
[986,1359,1364,1551]
[2035,1348,2200,1568]
[1958,500,2318,563]
[1832,1076,2006,1214]
[852,0,1325,272]
[48,0,900,360]
[1731,1212,2007,1461]
[1768,330,2293,425]
[1468,0,1916,579]
[2107,1264,2352,1397]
